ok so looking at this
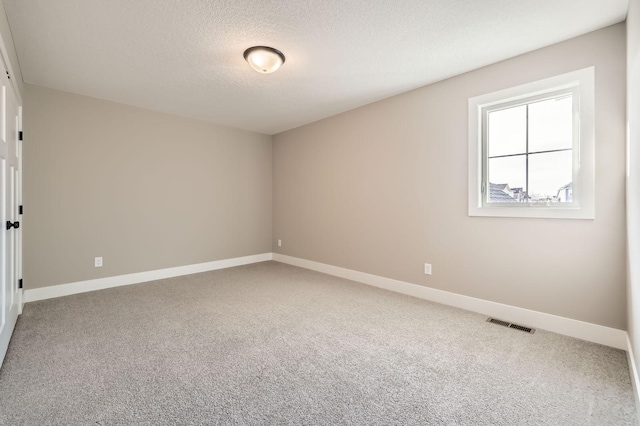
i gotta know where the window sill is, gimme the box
[468,205,594,220]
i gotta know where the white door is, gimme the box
[0,67,22,367]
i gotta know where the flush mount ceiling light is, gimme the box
[243,46,285,74]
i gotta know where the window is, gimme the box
[468,68,595,219]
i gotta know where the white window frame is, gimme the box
[468,67,595,219]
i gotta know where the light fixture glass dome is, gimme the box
[243,46,285,74]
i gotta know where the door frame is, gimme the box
[0,27,23,312]
[0,25,23,369]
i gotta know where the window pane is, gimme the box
[528,95,573,153]
[528,150,573,203]
[488,105,526,157]
[488,155,526,203]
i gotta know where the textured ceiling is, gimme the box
[3,0,629,135]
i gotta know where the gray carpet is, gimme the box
[0,261,636,425]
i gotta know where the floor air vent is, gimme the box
[487,317,535,334]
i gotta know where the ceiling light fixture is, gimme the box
[243,46,285,74]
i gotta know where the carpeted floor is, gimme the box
[0,261,636,425]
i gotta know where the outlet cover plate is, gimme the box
[424,263,432,275]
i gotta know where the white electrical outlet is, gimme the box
[278,239,282,247]
[95,257,103,267]
[424,263,432,275]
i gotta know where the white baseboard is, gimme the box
[22,251,628,350]
[627,335,640,422]
[273,253,628,350]
[24,253,273,303]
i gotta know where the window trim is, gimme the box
[468,67,595,219]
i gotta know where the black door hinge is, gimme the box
[18,131,22,141]
[19,205,23,215]
[18,279,22,289]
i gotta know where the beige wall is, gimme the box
[627,0,640,381]
[24,85,272,289]
[273,24,627,329]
